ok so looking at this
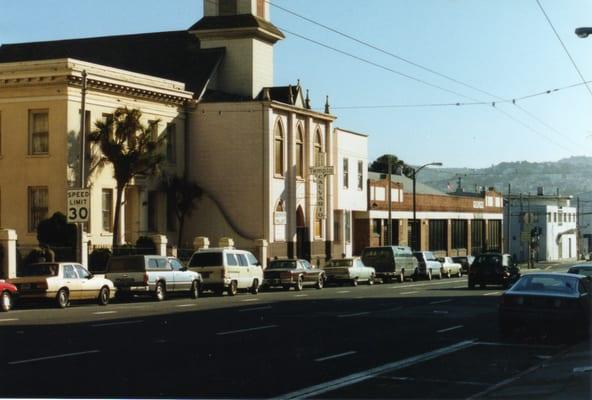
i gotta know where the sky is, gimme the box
[1,0,592,168]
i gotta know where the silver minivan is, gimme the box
[187,248,263,296]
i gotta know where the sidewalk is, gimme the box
[481,339,592,399]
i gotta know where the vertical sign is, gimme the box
[311,152,334,220]
[67,189,91,223]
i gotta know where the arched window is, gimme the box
[274,121,284,176]
[313,129,323,166]
[296,126,304,178]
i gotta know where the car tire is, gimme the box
[315,275,324,290]
[214,288,224,296]
[97,286,110,306]
[56,288,69,308]
[1,291,12,312]
[227,281,238,296]
[155,281,166,301]
[190,280,200,299]
[295,276,304,291]
[427,271,432,281]
[368,274,375,285]
[351,278,358,287]
[398,272,405,283]
[250,279,259,295]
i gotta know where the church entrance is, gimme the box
[296,206,310,261]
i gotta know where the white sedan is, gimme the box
[324,257,376,286]
[440,257,463,278]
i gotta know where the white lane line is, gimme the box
[382,376,489,387]
[315,351,357,362]
[389,279,465,289]
[294,294,308,297]
[239,305,272,312]
[483,291,501,296]
[433,310,449,314]
[92,311,117,315]
[453,286,467,289]
[8,350,100,365]
[430,299,452,305]
[337,290,351,294]
[275,340,476,400]
[573,366,592,373]
[92,320,144,328]
[0,318,18,322]
[176,304,197,308]
[476,341,563,350]
[401,291,419,295]
[545,266,553,271]
[437,325,464,333]
[337,312,370,318]
[216,325,278,336]
[241,298,260,302]
[467,363,544,400]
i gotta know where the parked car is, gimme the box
[361,246,416,283]
[106,255,202,301]
[468,252,520,289]
[438,257,463,278]
[187,248,262,296]
[499,272,592,337]
[452,255,475,274]
[10,262,115,308]
[262,259,325,291]
[0,280,18,312]
[324,257,376,286]
[567,264,592,278]
[413,251,443,280]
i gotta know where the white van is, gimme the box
[187,248,263,296]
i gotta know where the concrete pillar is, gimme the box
[256,239,268,269]
[81,232,89,268]
[0,229,17,279]
[467,220,472,256]
[219,237,235,248]
[447,219,453,256]
[194,236,210,250]
[151,234,168,256]
[399,219,409,246]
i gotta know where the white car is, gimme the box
[440,257,463,278]
[187,248,263,296]
[324,257,376,286]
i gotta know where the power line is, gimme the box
[535,0,592,100]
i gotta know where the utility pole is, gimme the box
[77,70,88,264]
[387,160,392,246]
[577,196,581,259]
[506,183,511,254]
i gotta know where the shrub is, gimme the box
[88,248,112,273]
[135,236,156,255]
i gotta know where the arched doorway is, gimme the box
[296,206,310,260]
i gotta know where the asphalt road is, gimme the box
[0,262,586,399]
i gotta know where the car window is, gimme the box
[148,259,159,269]
[189,252,223,267]
[63,265,78,279]
[237,254,248,267]
[578,280,588,294]
[157,258,170,269]
[301,260,312,269]
[75,265,91,279]
[512,275,579,295]
[246,253,259,266]
[226,253,238,266]
[170,259,184,271]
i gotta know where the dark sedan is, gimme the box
[499,272,592,337]
[468,253,520,289]
[262,259,326,291]
[567,264,592,278]
[452,255,474,274]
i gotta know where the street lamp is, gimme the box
[575,27,592,38]
[411,162,443,250]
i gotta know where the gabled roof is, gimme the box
[257,84,308,108]
[0,30,224,97]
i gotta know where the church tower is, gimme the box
[190,0,285,99]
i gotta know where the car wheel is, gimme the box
[97,286,110,306]
[368,274,375,285]
[427,271,432,281]
[1,291,12,312]
[56,288,69,308]
[351,278,358,287]
[250,279,259,295]
[295,276,304,291]
[190,280,200,299]
[315,275,324,290]
[155,281,166,301]
[214,288,224,296]
[398,272,405,283]
[227,281,238,296]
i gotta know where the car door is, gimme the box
[154,257,175,291]
[236,253,251,288]
[301,260,317,284]
[170,258,190,292]
[63,264,82,299]
[74,264,95,299]
[226,253,241,287]
[354,259,365,280]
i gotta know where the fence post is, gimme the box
[255,239,268,270]
[0,229,17,279]
[81,232,89,268]
[193,236,210,250]
[219,237,235,248]
[151,235,168,256]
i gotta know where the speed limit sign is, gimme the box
[67,189,91,223]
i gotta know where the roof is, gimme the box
[0,31,224,97]
[368,171,445,196]
[189,14,285,40]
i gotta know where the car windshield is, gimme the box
[474,254,501,267]
[268,260,298,269]
[188,252,223,267]
[327,259,353,267]
[510,275,579,295]
[20,263,58,277]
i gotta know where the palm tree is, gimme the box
[161,174,202,247]
[89,107,164,248]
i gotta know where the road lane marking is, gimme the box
[476,341,563,350]
[239,306,272,312]
[433,310,449,314]
[241,298,260,302]
[92,311,117,315]
[430,299,452,305]
[453,286,466,289]
[275,340,476,400]
[545,266,553,271]
[437,325,464,333]
[315,351,357,362]
[294,294,308,297]
[337,290,351,294]
[467,362,544,400]
[92,320,144,328]
[573,366,592,373]
[382,376,489,386]
[0,318,18,322]
[8,350,100,365]
[401,291,419,295]
[337,312,370,318]
[389,279,465,290]
[176,304,197,308]
[216,325,278,336]
[483,291,501,296]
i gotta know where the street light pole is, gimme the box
[411,162,443,251]
[388,160,392,246]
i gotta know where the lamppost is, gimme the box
[411,162,443,250]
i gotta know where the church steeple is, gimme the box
[190,0,284,99]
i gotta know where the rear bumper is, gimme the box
[263,278,293,287]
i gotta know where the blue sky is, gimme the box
[2,0,591,168]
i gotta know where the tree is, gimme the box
[369,154,413,177]
[89,107,165,248]
[161,174,203,247]
[37,212,77,261]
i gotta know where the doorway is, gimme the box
[296,206,310,260]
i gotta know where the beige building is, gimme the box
[0,0,368,263]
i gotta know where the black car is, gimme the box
[452,256,474,274]
[499,272,592,337]
[468,253,520,289]
[567,264,592,278]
